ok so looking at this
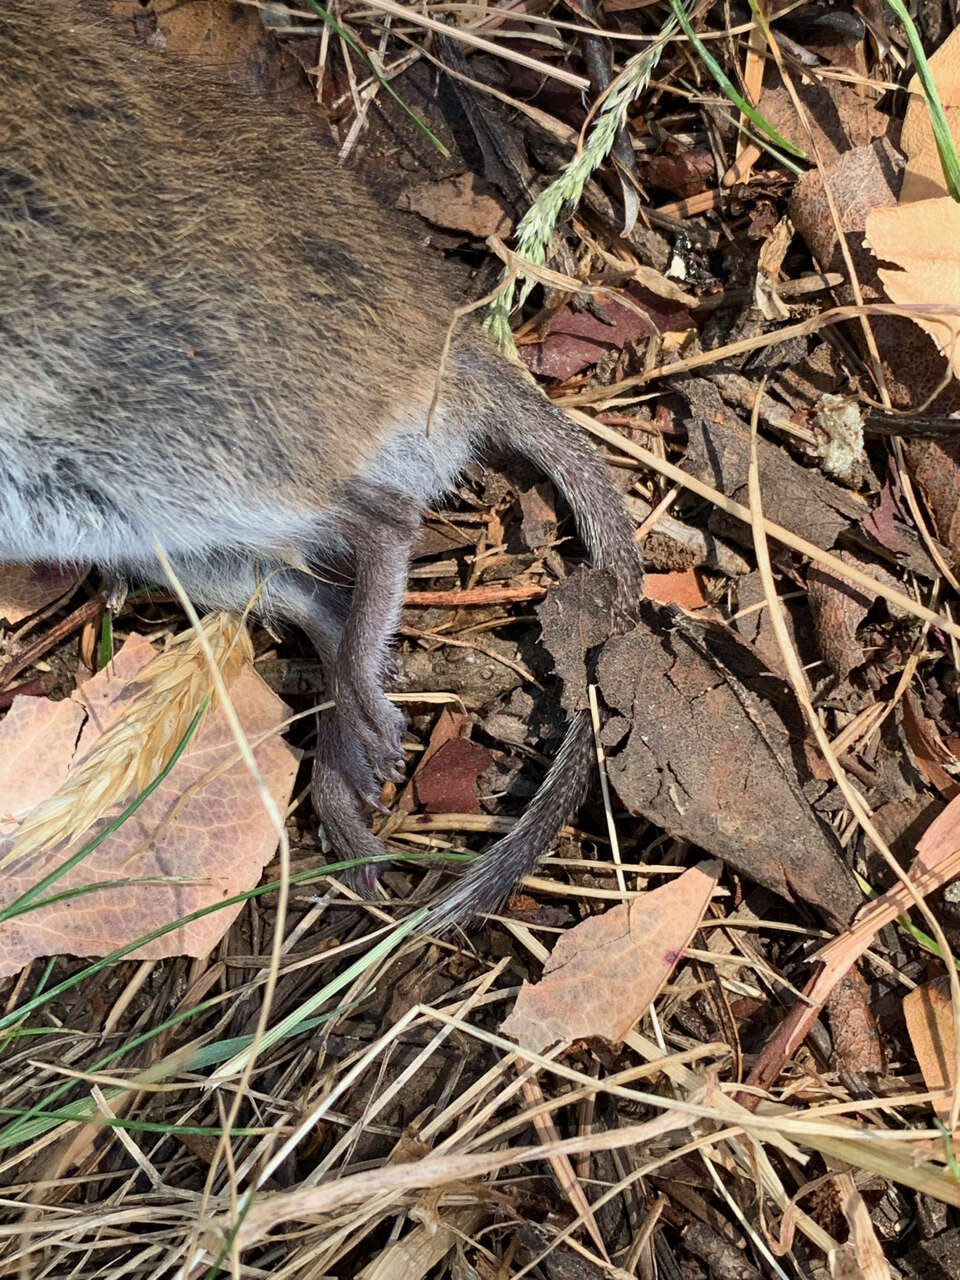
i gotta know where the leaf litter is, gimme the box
[0,626,298,974]
[3,1,960,1278]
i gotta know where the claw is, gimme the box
[350,860,383,895]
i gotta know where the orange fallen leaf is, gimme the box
[865,198,960,379]
[500,861,720,1052]
[0,633,299,976]
[643,570,710,611]
[900,26,960,203]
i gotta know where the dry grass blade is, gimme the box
[745,395,960,1137]
[360,0,590,89]
[577,413,960,642]
[3,611,252,868]
[219,1110,696,1254]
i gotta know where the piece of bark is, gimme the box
[678,379,862,551]
[536,567,623,715]
[597,609,860,926]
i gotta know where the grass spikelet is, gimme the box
[4,612,252,867]
[486,18,676,350]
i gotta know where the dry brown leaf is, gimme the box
[413,738,493,814]
[396,172,512,239]
[900,25,960,203]
[864,26,960,381]
[758,68,888,168]
[903,976,956,1122]
[640,148,714,198]
[519,287,692,381]
[903,436,960,566]
[827,966,885,1075]
[0,698,87,830]
[6,613,253,865]
[0,564,80,625]
[903,692,960,800]
[0,633,299,976]
[865,198,960,379]
[500,861,720,1052]
[807,555,873,682]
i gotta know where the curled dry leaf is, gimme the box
[902,435,960,566]
[501,861,720,1052]
[827,965,885,1075]
[903,976,957,1123]
[0,632,299,976]
[807,553,874,682]
[902,693,960,800]
[0,563,80,625]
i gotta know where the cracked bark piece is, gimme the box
[807,554,874,682]
[597,611,860,926]
[536,567,623,715]
[678,379,863,551]
[396,171,512,239]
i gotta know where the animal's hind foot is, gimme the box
[331,673,407,792]
[312,715,392,894]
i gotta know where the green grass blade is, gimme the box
[304,0,448,156]
[670,0,805,158]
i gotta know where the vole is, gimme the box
[0,0,644,928]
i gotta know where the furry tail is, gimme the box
[425,708,595,930]
[507,392,645,608]
[424,375,644,931]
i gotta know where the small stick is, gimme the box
[404,584,547,606]
[0,594,107,692]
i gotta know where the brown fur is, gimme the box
[0,0,644,926]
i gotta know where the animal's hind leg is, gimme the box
[310,482,422,891]
[328,480,421,789]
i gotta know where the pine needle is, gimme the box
[3,612,252,868]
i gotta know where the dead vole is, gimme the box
[0,0,644,927]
